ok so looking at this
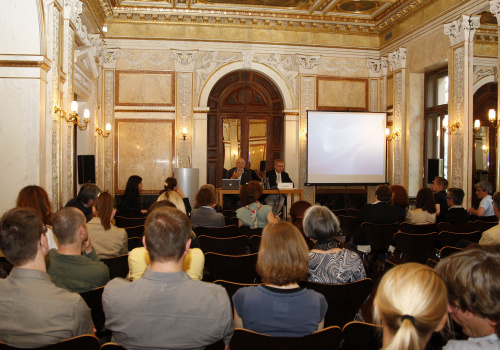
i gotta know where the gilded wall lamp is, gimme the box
[95,123,111,138]
[54,101,89,130]
[488,109,500,129]
[385,128,400,141]
[182,127,188,140]
[473,119,481,135]
[442,115,460,135]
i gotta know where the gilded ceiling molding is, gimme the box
[388,48,406,71]
[443,15,481,47]
[296,55,322,74]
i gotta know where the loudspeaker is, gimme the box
[427,158,443,184]
[78,155,96,184]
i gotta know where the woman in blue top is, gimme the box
[236,181,278,228]
[233,222,327,337]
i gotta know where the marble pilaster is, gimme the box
[193,107,209,186]
[299,76,316,204]
[490,0,500,192]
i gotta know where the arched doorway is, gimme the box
[207,70,285,187]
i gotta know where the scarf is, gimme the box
[245,202,263,229]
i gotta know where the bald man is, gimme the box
[224,158,260,210]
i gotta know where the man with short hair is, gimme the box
[47,207,109,293]
[265,159,293,215]
[479,191,500,245]
[436,244,500,349]
[0,208,93,347]
[469,181,495,218]
[224,157,260,210]
[103,207,234,349]
[431,177,449,216]
[65,183,101,222]
[437,187,470,224]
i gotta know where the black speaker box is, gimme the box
[78,155,96,184]
[427,158,443,184]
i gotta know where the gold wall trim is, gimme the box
[115,108,176,112]
[0,60,51,71]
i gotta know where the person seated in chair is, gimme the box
[65,183,101,222]
[469,181,495,219]
[437,187,469,224]
[191,187,225,228]
[431,177,449,216]
[479,191,500,245]
[224,158,260,210]
[264,159,293,216]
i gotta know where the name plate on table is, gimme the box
[278,182,293,189]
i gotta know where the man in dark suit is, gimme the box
[224,157,260,210]
[437,187,469,224]
[264,159,293,215]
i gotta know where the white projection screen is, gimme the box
[306,110,387,185]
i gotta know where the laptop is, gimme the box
[222,179,240,190]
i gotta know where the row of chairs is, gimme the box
[198,235,261,255]
[194,225,262,239]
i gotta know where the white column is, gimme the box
[193,107,209,186]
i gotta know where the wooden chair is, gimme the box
[127,237,143,251]
[100,343,124,350]
[213,280,262,310]
[437,221,473,234]
[337,216,360,242]
[248,235,261,253]
[79,286,107,338]
[0,335,101,350]
[229,217,239,226]
[125,225,144,239]
[361,222,399,254]
[471,215,498,223]
[223,210,237,218]
[304,278,373,328]
[198,235,249,255]
[238,226,263,238]
[399,222,437,235]
[472,220,498,233]
[204,253,259,283]
[439,246,463,259]
[342,321,382,350]
[331,209,346,217]
[230,326,342,350]
[392,232,438,264]
[114,215,146,228]
[345,208,359,217]
[438,231,481,248]
[194,225,240,238]
[101,254,129,279]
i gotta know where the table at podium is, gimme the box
[217,188,304,208]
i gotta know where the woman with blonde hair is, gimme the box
[158,177,191,217]
[232,222,327,337]
[87,191,128,259]
[373,263,448,350]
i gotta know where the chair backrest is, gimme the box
[439,246,463,259]
[0,335,101,350]
[437,221,473,233]
[204,253,259,283]
[473,215,498,223]
[438,231,481,248]
[100,343,125,350]
[193,225,239,238]
[101,254,129,279]
[345,208,359,216]
[213,280,262,310]
[342,321,382,350]
[114,215,146,228]
[331,209,346,217]
[337,216,360,242]
[248,235,261,253]
[472,220,498,233]
[393,232,438,264]
[223,210,237,218]
[305,278,373,328]
[399,222,437,235]
[198,235,249,255]
[230,326,342,350]
[127,237,143,251]
[238,226,263,238]
[125,225,145,239]
[360,222,399,254]
[229,217,239,226]
[79,287,106,337]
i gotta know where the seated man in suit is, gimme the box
[479,191,500,245]
[264,159,293,215]
[437,187,470,224]
[224,157,260,210]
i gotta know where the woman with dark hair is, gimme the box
[158,177,192,217]
[87,191,128,259]
[405,187,437,224]
[236,181,278,228]
[233,222,327,337]
[16,185,58,249]
[191,187,225,228]
[290,200,314,249]
[119,175,146,214]
[304,205,365,284]
[390,185,410,222]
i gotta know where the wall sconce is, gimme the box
[489,109,500,129]
[483,145,489,154]
[442,115,460,135]
[182,127,188,140]
[95,123,111,138]
[473,119,481,135]
[385,128,400,141]
[54,101,89,130]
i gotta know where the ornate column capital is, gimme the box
[444,15,481,47]
[171,50,198,71]
[296,55,322,74]
[490,0,500,21]
[388,48,406,71]
[367,57,388,77]
[103,49,119,69]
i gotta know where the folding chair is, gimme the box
[399,222,437,235]
[125,225,144,239]
[101,254,129,279]
[80,287,107,338]
[438,231,481,248]
[204,253,259,283]
[337,216,360,242]
[213,280,262,310]
[194,225,240,238]
[472,220,498,233]
[198,235,249,255]
[238,226,263,238]
[342,321,382,350]
[248,235,261,253]
[437,221,473,234]
[392,232,438,264]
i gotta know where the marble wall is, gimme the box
[116,71,174,106]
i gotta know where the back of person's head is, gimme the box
[415,187,436,214]
[436,244,500,337]
[475,181,493,195]
[376,184,392,202]
[164,177,177,191]
[303,205,340,241]
[493,191,500,211]
[434,177,448,190]
[77,183,102,205]
[200,184,216,194]
[289,200,312,234]
[16,185,53,226]
[239,181,263,205]
[257,222,309,286]
[147,200,176,215]
[390,185,410,208]
[159,191,186,215]
[195,188,216,207]
[0,208,44,266]
[374,263,448,350]
[447,188,465,206]
[144,207,191,263]
[94,191,116,230]
[124,175,143,197]
[52,207,86,245]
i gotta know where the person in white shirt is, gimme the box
[469,181,494,218]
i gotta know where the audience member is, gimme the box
[118,175,146,215]
[437,187,470,224]
[469,181,495,218]
[233,222,327,337]
[199,184,222,212]
[104,206,233,349]
[16,185,58,249]
[390,185,410,222]
[191,187,225,228]
[158,177,192,217]
[373,263,447,350]
[304,205,365,284]
[436,244,500,349]
[236,181,278,228]
[224,157,260,210]
[47,207,110,293]
[0,208,93,347]
[264,159,293,215]
[405,187,437,224]
[480,191,500,245]
[87,191,127,259]
[65,183,101,222]
[431,177,449,216]
[290,200,314,249]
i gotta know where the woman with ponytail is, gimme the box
[373,263,448,350]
